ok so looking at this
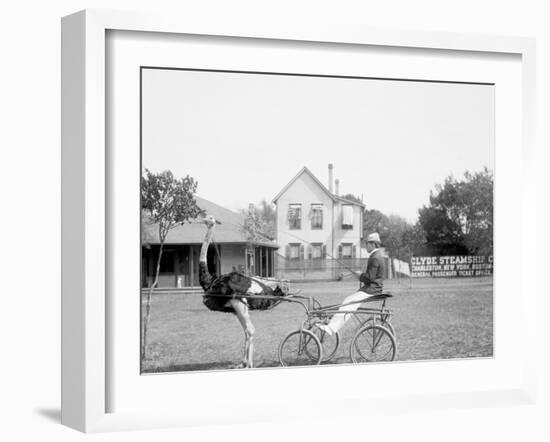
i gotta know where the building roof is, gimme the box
[334,194,366,207]
[142,196,278,248]
[271,166,366,208]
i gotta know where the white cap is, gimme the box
[366,232,381,244]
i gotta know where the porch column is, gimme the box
[174,250,180,288]
[261,247,265,277]
[190,245,195,286]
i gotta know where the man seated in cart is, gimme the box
[317,232,385,336]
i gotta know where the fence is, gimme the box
[392,259,411,277]
[275,256,394,282]
[275,254,493,283]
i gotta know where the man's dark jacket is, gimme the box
[358,249,385,294]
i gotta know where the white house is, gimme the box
[272,164,366,280]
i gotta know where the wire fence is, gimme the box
[275,256,374,281]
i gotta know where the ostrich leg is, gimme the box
[229,299,255,368]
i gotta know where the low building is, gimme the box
[272,164,367,281]
[142,196,278,289]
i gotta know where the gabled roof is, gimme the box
[272,166,365,208]
[335,195,366,207]
[142,196,278,248]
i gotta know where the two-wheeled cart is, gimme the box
[277,292,397,366]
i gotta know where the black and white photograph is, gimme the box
[4,0,549,439]
[140,67,494,373]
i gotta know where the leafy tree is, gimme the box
[384,215,416,261]
[340,194,427,261]
[340,194,424,261]
[364,208,389,240]
[401,223,427,260]
[140,169,203,360]
[240,199,276,241]
[141,210,156,249]
[418,167,493,256]
[341,193,364,205]
[364,209,424,261]
[457,168,493,255]
[256,199,277,239]
[417,206,467,255]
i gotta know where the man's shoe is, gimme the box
[315,322,334,336]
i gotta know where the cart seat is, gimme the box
[364,292,392,302]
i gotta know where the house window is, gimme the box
[342,243,353,258]
[342,205,353,230]
[310,204,323,230]
[288,204,302,230]
[287,243,303,260]
[339,243,355,259]
[309,243,325,259]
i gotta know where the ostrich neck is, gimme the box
[200,225,215,263]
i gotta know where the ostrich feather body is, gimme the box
[199,262,285,313]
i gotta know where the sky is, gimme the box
[142,68,494,223]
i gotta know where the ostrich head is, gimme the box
[203,215,217,228]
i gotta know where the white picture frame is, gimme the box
[61,9,537,433]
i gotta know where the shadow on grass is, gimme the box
[143,360,236,373]
[142,359,283,373]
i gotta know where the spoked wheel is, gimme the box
[279,329,323,367]
[361,317,396,339]
[307,324,340,362]
[350,324,397,363]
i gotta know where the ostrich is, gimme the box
[199,215,286,368]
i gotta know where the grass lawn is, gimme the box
[142,276,493,373]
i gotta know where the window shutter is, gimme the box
[322,244,327,259]
[285,244,290,259]
[338,244,343,259]
[307,244,312,260]
[286,205,292,228]
[352,245,356,259]
[299,244,305,260]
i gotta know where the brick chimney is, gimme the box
[335,179,340,196]
[328,164,334,193]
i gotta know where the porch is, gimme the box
[142,242,277,289]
